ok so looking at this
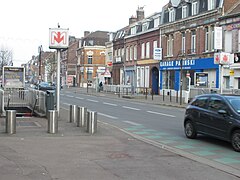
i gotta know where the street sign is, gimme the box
[49,28,69,49]
[153,48,162,60]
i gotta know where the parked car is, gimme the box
[184,94,240,152]
[35,82,55,91]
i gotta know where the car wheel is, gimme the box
[184,120,197,139]
[231,130,240,152]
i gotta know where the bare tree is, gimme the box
[0,46,13,76]
[45,52,57,82]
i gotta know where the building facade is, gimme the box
[159,0,238,95]
[76,31,109,87]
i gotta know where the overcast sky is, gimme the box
[0,0,169,66]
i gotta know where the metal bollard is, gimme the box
[47,110,58,134]
[69,105,77,123]
[86,111,97,134]
[6,110,16,134]
[77,106,87,127]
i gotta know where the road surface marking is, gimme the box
[122,106,140,111]
[147,111,176,118]
[76,97,84,100]
[103,102,117,106]
[63,103,71,106]
[66,95,74,98]
[124,121,142,126]
[98,112,118,119]
[87,99,98,102]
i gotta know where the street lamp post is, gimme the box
[38,45,43,82]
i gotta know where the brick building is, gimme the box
[159,0,239,95]
[76,31,109,87]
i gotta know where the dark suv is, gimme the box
[184,94,240,152]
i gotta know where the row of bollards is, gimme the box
[69,105,97,134]
[4,109,59,135]
[4,106,97,135]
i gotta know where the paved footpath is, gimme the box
[0,89,239,179]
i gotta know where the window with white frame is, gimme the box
[134,45,137,60]
[131,26,137,35]
[182,32,186,54]
[121,48,124,57]
[182,6,187,18]
[142,22,148,31]
[167,34,173,56]
[126,47,129,61]
[141,43,145,59]
[211,26,215,51]
[191,31,196,53]
[114,49,117,57]
[208,0,215,10]
[130,46,133,60]
[87,55,92,64]
[146,42,150,58]
[225,31,232,53]
[145,66,149,87]
[118,49,121,56]
[154,18,159,28]
[205,27,210,52]
[192,1,198,15]
[169,8,175,22]
[153,40,158,49]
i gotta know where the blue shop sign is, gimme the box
[160,58,218,70]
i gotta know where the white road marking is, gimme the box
[103,102,117,106]
[66,95,74,98]
[87,99,98,102]
[76,97,84,100]
[122,106,140,111]
[98,112,118,119]
[63,103,71,106]
[147,111,176,118]
[124,121,142,126]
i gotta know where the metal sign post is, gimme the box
[56,49,61,116]
[49,24,69,117]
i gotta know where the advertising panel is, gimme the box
[195,72,208,87]
[2,66,25,89]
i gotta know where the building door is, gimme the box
[152,67,159,95]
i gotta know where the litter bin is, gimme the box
[45,90,55,111]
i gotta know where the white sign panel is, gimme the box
[153,48,162,60]
[49,28,69,49]
[214,27,222,50]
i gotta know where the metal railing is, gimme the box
[0,88,48,116]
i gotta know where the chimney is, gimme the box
[137,6,145,21]
[129,15,137,25]
[84,31,90,37]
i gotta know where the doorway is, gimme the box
[152,67,159,95]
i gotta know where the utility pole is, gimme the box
[38,45,43,82]
[180,58,183,105]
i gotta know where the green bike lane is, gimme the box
[122,123,240,173]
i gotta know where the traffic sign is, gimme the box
[49,28,69,49]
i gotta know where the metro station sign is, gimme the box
[49,28,69,49]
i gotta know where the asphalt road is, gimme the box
[60,89,240,174]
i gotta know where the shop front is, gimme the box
[159,58,219,91]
